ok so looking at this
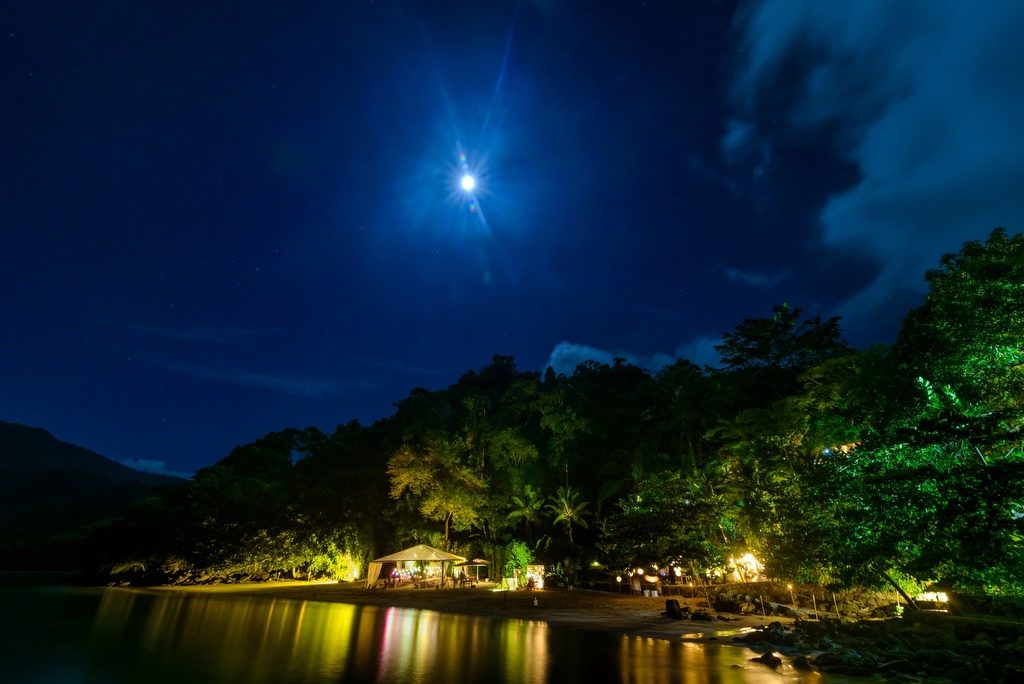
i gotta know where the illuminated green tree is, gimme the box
[818,230,1024,594]
[653,359,717,472]
[716,303,848,371]
[546,485,590,544]
[535,381,588,484]
[746,349,895,583]
[503,539,533,581]
[895,227,1024,440]
[387,436,487,544]
[599,471,727,571]
[507,484,545,542]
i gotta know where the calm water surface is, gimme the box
[1,580,847,683]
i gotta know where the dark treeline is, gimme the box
[92,229,1024,597]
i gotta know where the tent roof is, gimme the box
[454,558,490,567]
[371,544,466,564]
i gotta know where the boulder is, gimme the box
[714,595,742,613]
[664,599,685,619]
[791,656,813,671]
[750,652,783,669]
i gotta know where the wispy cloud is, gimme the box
[675,335,725,370]
[118,458,192,480]
[544,334,722,376]
[720,118,755,159]
[150,357,352,399]
[724,266,788,288]
[727,0,1024,333]
[121,323,363,399]
[719,119,772,178]
[686,155,739,196]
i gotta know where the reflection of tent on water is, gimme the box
[454,558,490,582]
[364,544,466,588]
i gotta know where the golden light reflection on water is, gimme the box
[89,589,552,683]
[92,589,362,682]
[84,590,834,683]
[374,606,549,683]
[618,635,822,684]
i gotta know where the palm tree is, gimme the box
[507,484,545,543]
[546,485,590,544]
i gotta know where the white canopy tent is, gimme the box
[364,544,466,588]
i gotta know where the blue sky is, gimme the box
[2,0,1021,476]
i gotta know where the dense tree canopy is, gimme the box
[95,229,1023,598]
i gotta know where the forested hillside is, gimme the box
[93,230,1023,595]
[0,422,182,569]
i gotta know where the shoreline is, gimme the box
[147,580,788,643]
[86,579,1024,679]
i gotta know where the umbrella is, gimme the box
[454,558,490,582]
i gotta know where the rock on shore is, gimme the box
[735,617,1024,680]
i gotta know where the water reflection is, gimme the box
[87,589,552,683]
[3,586,841,683]
[617,635,824,684]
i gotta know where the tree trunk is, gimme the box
[880,570,919,611]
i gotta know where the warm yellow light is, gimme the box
[673,567,682,577]
[787,583,793,590]
[616,576,622,583]
[636,568,644,575]
[916,591,949,603]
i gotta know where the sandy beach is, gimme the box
[154,580,788,643]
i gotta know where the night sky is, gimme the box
[4,1,1023,477]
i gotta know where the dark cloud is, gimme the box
[729,0,1024,330]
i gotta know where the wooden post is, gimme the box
[759,594,767,618]
[812,594,819,620]
[832,593,840,617]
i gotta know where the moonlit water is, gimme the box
[1,580,842,683]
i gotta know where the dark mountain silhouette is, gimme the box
[0,421,185,570]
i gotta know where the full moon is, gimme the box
[460,174,476,192]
